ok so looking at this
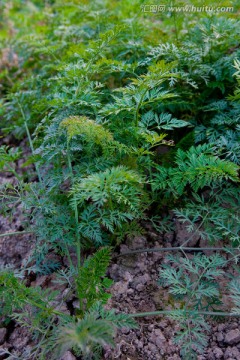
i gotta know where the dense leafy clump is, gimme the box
[0,0,240,358]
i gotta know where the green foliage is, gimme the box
[58,302,138,360]
[229,59,240,102]
[229,278,240,315]
[140,110,191,131]
[76,247,113,312]
[0,145,21,176]
[174,188,240,244]
[72,166,146,211]
[0,271,59,318]
[60,116,113,145]
[159,254,227,357]
[0,252,137,360]
[169,310,210,359]
[160,253,226,304]
[0,270,65,360]
[152,144,239,198]
[1,1,240,358]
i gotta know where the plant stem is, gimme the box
[26,298,64,317]
[134,87,148,126]
[0,230,33,238]
[66,142,81,270]
[129,310,240,318]
[64,241,74,269]
[18,102,42,183]
[5,164,22,183]
[116,246,239,257]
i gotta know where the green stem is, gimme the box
[4,164,22,185]
[18,102,42,183]
[30,321,55,357]
[129,310,240,318]
[66,142,81,270]
[0,230,32,238]
[26,298,64,317]
[64,241,74,269]
[184,257,216,310]
[116,246,239,257]
[66,143,84,312]
[134,87,148,126]
[75,203,81,270]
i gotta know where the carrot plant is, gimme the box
[0,0,240,359]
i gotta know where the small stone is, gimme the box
[155,336,165,348]
[0,328,7,345]
[136,283,144,292]
[132,274,151,289]
[62,288,71,298]
[149,328,166,348]
[154,329,166,341]
[112,280,129,295]
[121,327,130,335]
[148,343,158,353]
[148,232,158,241]
[60,351,76,360]
[123,271,133,282]
[225,329,240,345]
[134,339,143,349]
[72,300,80,309]
[158,320,168,329]
[126,288,134,295]
[217,332,224,343]
[31,275,48,287]
[152,251,163,261]
[229,322,238,330]
[213,347,224,359]
[218,324,225,331]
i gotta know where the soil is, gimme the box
[1,140,240,360]
[104,234,240,360]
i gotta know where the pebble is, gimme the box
[213,347,224,358]
[217,332,224,342]
[225,329,240,345]
[121,327,130,335]
[60,351,76,360]
[148,343,158,353]
[127,288,134,295]
[0,328,7,345]
[136,283,144,292]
